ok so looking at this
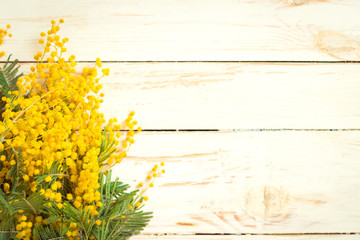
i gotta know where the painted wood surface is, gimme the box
[1,0,360,61]
[17,62,360,130]
[2,0,360,239]
[114,131,360,234]
[131,235,360,240]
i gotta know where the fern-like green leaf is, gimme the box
[33,224,68,240]
[98,128,116,166]
[35,161,67,187]
[0,230,17,240]
[10,192,46,215]
[0,55,22,118]
[93,171,152,240]
[0,189,13,215]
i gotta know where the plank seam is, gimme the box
[122,129,360,132]
[136,233,360,236]
[2,61,360,64]
[194,233,360,235]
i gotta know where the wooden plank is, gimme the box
[2,0,360,61]
[18,62,360,129]
[113,131,360,234]
[131,235,359,240]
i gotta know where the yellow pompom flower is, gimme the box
[51,183,57,191]
[45,176,52,182]
[3,183,10,193]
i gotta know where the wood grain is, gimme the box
[18,62,360,129]
[1,0,360,61]
[3,1,360,238]
[113,131,360,234]
[131,235,359,240]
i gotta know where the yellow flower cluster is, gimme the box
[136,162,165,206]
[0,24,11,58]
[15,215,32,239]
[0,19,141,239]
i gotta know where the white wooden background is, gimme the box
[2,0,360,239]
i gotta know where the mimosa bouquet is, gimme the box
[0,20,164,240]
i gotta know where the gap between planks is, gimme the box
[2,61,360,64]
[135,129,360,132]
[132,232,360,236]
[130,233,360,240]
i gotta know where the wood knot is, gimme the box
[314,30,360,60]
[244,186,289,218]
[288,0,308,6]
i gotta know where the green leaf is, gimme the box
[93,171,152,240]
[98,128,116,166]
[33,224,67,240]
[10,192,46,215]
[7,150,26,192]
[0,55,23,118]
[60,202,95,239]
[0,230,17,240]
[35,160,67,186]
[0,188,13,215]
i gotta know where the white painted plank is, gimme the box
[1,0,360,61]
[113,131,360,234]
[131,235,359,240]
[18,62,360,129]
